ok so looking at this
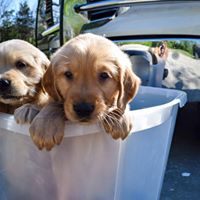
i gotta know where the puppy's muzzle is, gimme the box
[0,78,11,93]
[73,102,95,119]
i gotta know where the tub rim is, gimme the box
[0,87,187,137]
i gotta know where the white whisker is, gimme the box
[29,88,38,95]
[99,114,112,131]
[107,112,125,137]
[59,54,69,60]
[63,61,70,65]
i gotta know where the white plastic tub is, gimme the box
[0,86,187,200]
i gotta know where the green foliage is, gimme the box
[0,1,35,44]
[118,40,194,56]
[118,41,153,47]
[167,41,194,55]
[0,10,16,41]
[15,1,35,43]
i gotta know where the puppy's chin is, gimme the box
[66,113,98,124]
[0,91,34,105]
[0,85,38,105]
[0,96,25,105]
[78,118,97,124]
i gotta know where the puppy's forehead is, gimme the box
[0,39,40,53]
[53,34,121,72]
[0,39,45,66]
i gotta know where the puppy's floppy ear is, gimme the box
[117,55,141,111]
[42,64,63,101]
[34,53,50,73]
[41,57,50,72]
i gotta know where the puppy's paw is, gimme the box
[102,110,132,140]
[14,103,40,124]
[30,116,65,151]
[29,102,66,151]
[110,118,132,140]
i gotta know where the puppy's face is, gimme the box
[43,34,140,123]
[0,40,49,105]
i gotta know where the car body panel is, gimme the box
[35,0,200,101]
[80,1,200,38]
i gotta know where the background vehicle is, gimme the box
[193,43,200,59]
[36,0,200,102]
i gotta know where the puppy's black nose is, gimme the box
[0,79,11,92]
[73,102,95,118]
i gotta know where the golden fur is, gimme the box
[149,41,169,63]
[0,39,49,118]
[29,33,141,150]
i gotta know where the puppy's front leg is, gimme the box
[102,109,132,140]
[14,103,41,124]
[29,102,66,151]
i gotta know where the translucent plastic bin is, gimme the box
[0,86,187,200]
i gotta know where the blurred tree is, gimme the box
[15,1,35,43]
[0,10,16,41]
[0,1,35,43]
[0,0,11,25]
[0,0,12,41]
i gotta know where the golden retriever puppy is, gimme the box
[0,39,49,120]
[29,33,141,150]
[149,41,169,63]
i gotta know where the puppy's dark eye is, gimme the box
[15,61,27,69]
[99,72,110,81]
[64,71,73,80]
